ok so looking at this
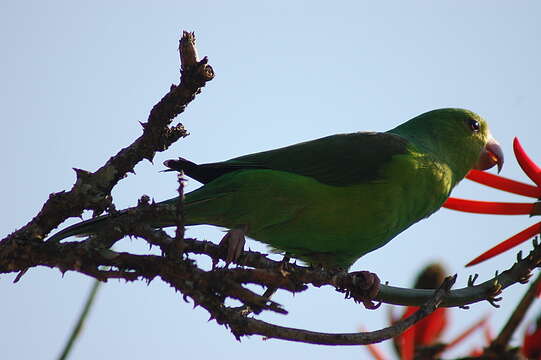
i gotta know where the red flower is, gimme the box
[443,138,541,266]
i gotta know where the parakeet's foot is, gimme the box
[218,226,247,266]
[342,270,381,310]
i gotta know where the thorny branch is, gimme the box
[1,198,541,345]
[2,31,212,244]
[2,30,541,349]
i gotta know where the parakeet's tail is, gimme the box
[47,208,149,242]
[47,200,178,242]
[47,212,119,242]
[48,157,245,242]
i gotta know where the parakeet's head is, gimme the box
[390,108,504,181]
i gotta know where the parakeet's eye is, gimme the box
[467,119,480,132]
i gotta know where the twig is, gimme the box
[57,279,101,360]
[166,171,186,259]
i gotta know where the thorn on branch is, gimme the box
[138,195,151,207]
[13,268,28,283]
[468,273,479,287]
[73,168,92,182]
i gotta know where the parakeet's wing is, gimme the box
[165,132,409,186]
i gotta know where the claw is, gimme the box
[341,271,382,309]
[219,227,247,266]
[487,297,502,308]
[486,279,503,308]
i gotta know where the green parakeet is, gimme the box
[49,108,503,269]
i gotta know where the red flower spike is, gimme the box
[443,198,534,215]
[466,222,541,266]
[514,137,541,187]
[466,169,541,198]
[443,138,541,265]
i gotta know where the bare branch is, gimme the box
[222,276,456,345]
[2,208,540,346]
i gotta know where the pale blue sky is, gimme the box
[2,2,541,359]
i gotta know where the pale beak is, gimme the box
[474,135,504,173]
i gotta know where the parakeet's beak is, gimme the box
[474,135,504,173]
